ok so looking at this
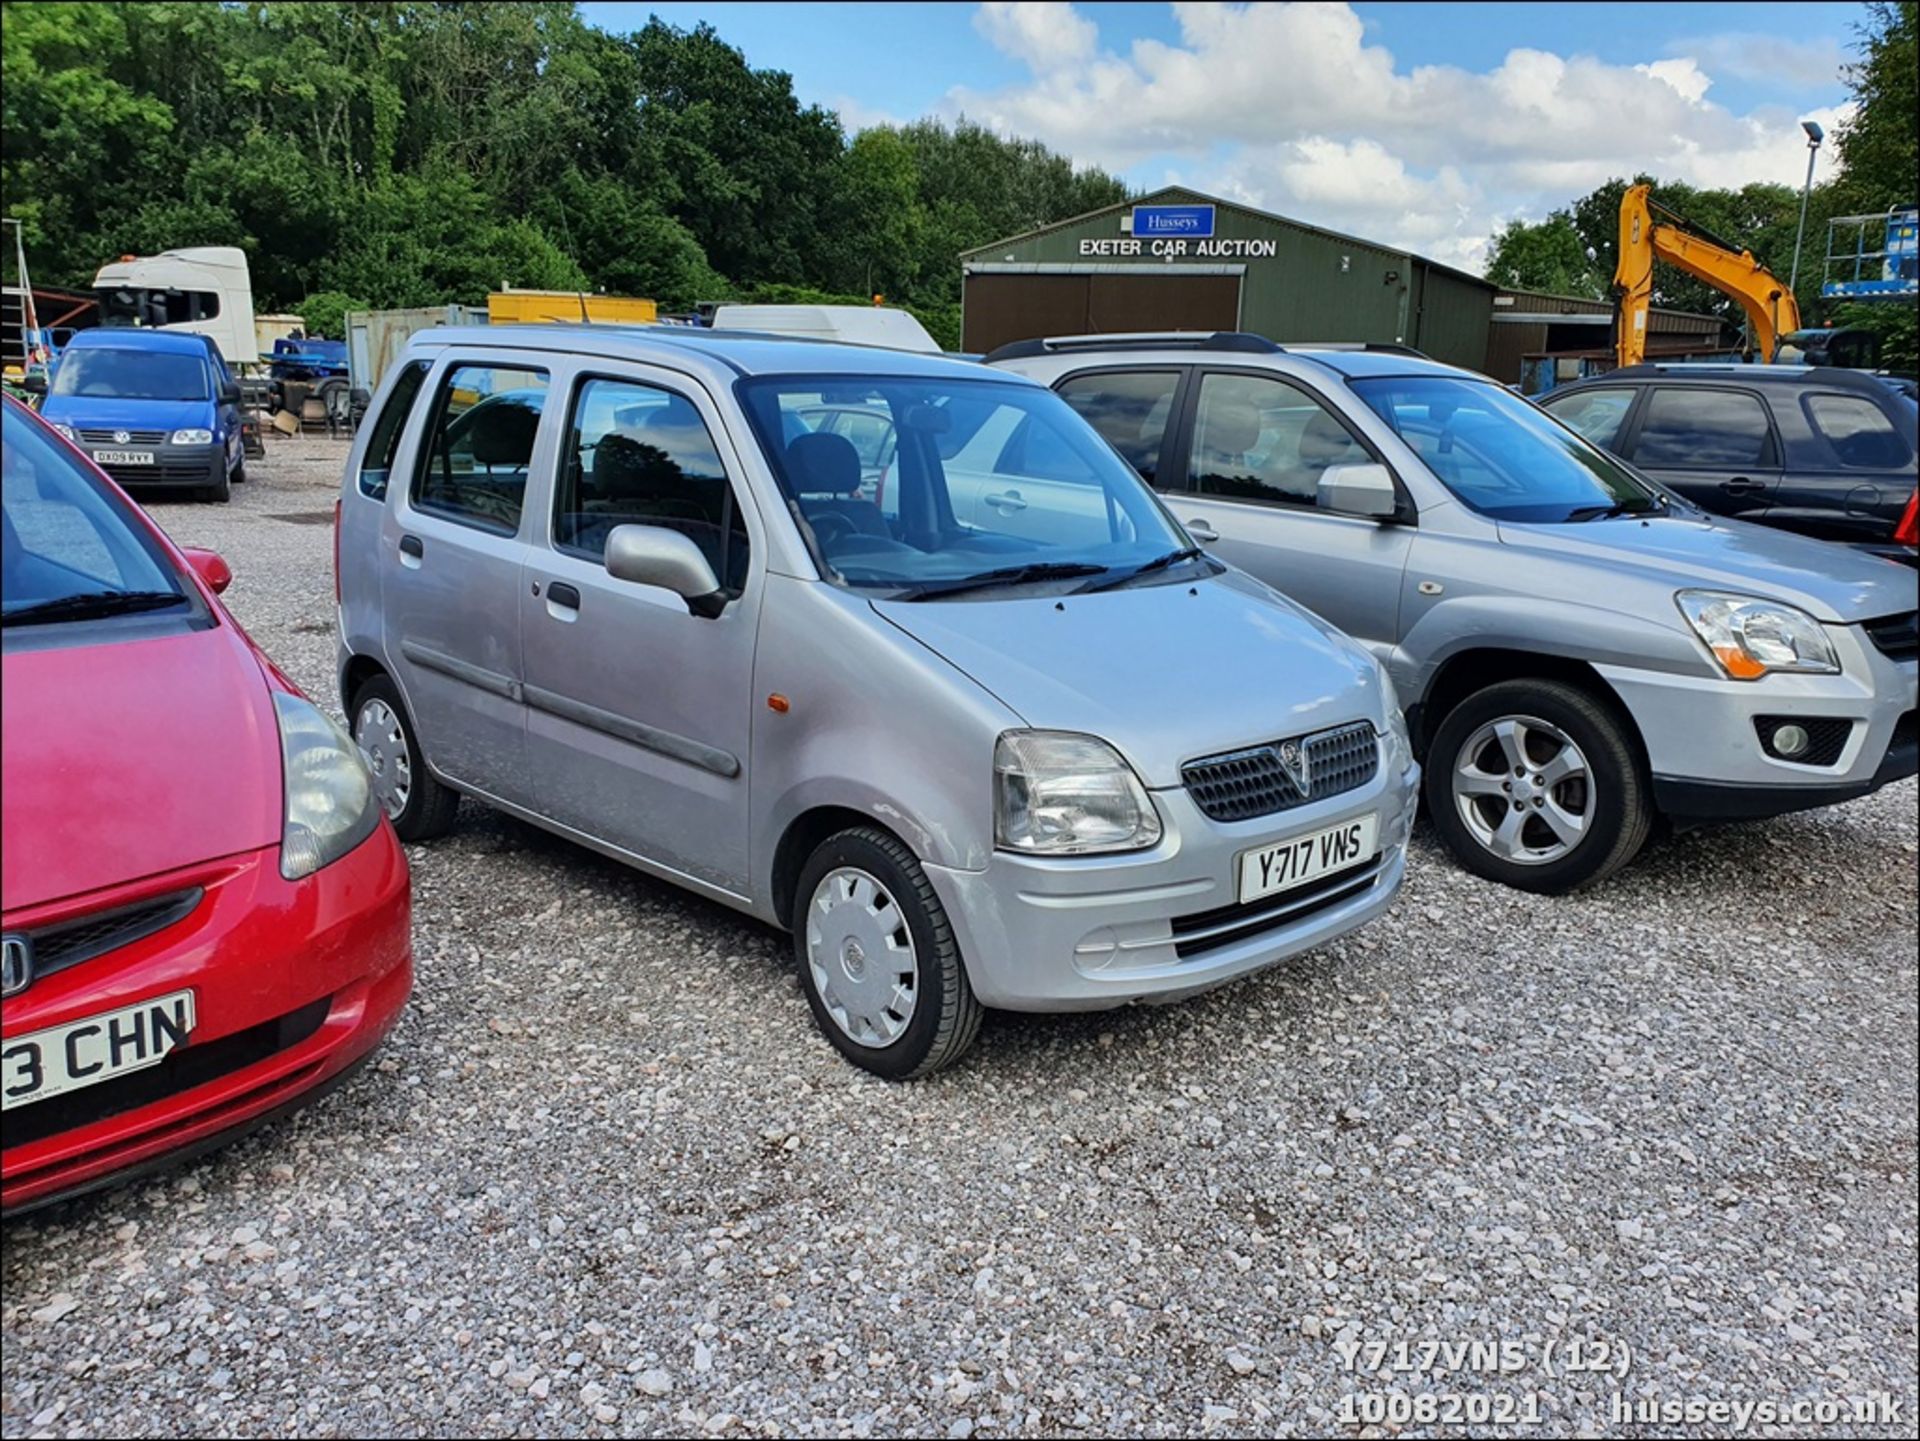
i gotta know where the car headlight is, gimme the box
[273,691,379,880]
[994,731,1162,855]
[170,428,214,445]
[50,422,76,441]
[1676,591,1839,680]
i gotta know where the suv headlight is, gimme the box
[273,691,379,880]
[170,428,214,445]
[1676,591,1839,679]
[50,422,76,441]
[994,731,1161,855]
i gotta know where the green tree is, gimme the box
[1484,214,1602,298]
[1835,1,1917,211]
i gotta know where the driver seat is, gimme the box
[785,432,889,539]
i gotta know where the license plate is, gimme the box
[1,990,196,1111]
[1237,814,1379,903]
[93,449,155,466]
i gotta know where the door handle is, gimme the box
[1185,519,1220,543]
[398,534,424,558]
[1720,476,1766,495]
[545,581,582,611]
[984,489,1027,512]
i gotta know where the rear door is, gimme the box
[1772,389,1918,546]
[1619,384,1782,521]
[383,354,548,804]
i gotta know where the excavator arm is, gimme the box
[1614,183,1800,368]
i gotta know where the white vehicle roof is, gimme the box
[706,305,941,354]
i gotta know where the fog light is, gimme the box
[1771,723,1810,758]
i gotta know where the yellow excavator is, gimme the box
[1613,182,1799,368]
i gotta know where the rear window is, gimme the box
[1804,393,1911,468]
[411,364,550,534]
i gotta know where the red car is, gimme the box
[1,394,411,1215]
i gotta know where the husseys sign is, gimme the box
[1077,204,1280,259]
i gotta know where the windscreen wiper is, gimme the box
[1074,546,1209,593]
[900,561,1109,600]
[1566,498,1666,522]
[0,590,187,626]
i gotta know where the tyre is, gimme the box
[791,826,984,1079]
[349,674,460,841]
[201,468,231,503]
[232,456,248,484]
[1425,678,1651,894]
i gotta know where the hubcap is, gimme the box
[805,867,918,1048]
[353,698,412,820]
[1451,715,1592,866]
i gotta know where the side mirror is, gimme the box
[219,380,241,405]
[181,546,232,595]
[21,374,47,396]
[604,524,726,618]
[1317,462,1399,520]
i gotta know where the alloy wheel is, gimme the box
[1451,714,1592,866]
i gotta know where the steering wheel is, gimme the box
[808,511,858,548]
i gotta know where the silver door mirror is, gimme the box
[604,524,727,618]
[1317,462,1399,520]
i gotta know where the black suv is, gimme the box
[1541,364,1918,562]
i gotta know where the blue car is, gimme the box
[39,329,246,502]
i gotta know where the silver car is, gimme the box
[993,334,1918,893]
[335,327,1418,1076]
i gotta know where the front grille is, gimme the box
[1862,610,1918,661]
[22,890,203,984]
[1,996,331,1150]
[99,462,212,486]
[78,428,167,445]
[1182,720,1379,822]
[1754,716,1852,767]
[1170,854,1386,960]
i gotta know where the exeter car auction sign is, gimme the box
[1075,203,1281,259]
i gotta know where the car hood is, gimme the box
[1496,511,1918,623]
[39,396,214,433]
[1,624,282,912]
[872,569,1383,787]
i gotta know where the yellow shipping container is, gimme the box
[487,290,657,325]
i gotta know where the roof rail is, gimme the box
[982,331,1284,364]
[1289,341,1432,358]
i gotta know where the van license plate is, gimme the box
[1,990,196,1111]
[1237,815,1379,903]
[93,450,154,466]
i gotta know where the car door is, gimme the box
[518,365,761,894]
[383,355,547,805]
[1618,385,1782,521]
[1775,389,1918,546]
[1077,366,1414,653]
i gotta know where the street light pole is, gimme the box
[1788,120,1824,299]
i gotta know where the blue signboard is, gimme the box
[1131,204,1215,238]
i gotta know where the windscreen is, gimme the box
[738,374,1204,598]
[50,347,212,402]
[2,404,189,627]
[1350,375,1663,523]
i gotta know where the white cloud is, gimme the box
[1666,31,1847,90]
[974,1,1099,72]
[945,1,1856,272]
[831,94,906,132]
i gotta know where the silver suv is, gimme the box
[335,327,1417,1076]
[992,334,1918,893]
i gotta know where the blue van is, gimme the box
[39,329,245,502]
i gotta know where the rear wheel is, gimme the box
[791,827,983,1079]
[1425,678,1651,893]
[350,674,459,841]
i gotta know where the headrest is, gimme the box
[467,398,541,467]
[786,431,862,495]
[1201,402,1263,457]
[1298,411,1358,465]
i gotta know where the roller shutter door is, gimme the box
[964,273,1242,352]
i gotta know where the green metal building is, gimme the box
[960,185,1496,369]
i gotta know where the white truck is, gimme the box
[93,246,259,365]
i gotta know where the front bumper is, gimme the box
[925,755,1420,1012]
[84,442,224,490]
[1598,625,1918,823]
[1,826,412,1216]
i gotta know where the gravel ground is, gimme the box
[4,436,1916,1439]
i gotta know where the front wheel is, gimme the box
[1425,678,1651,893]
[791,827,984,1079]
[350,674,460,841]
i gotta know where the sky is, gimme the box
[579,1,1869,272]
